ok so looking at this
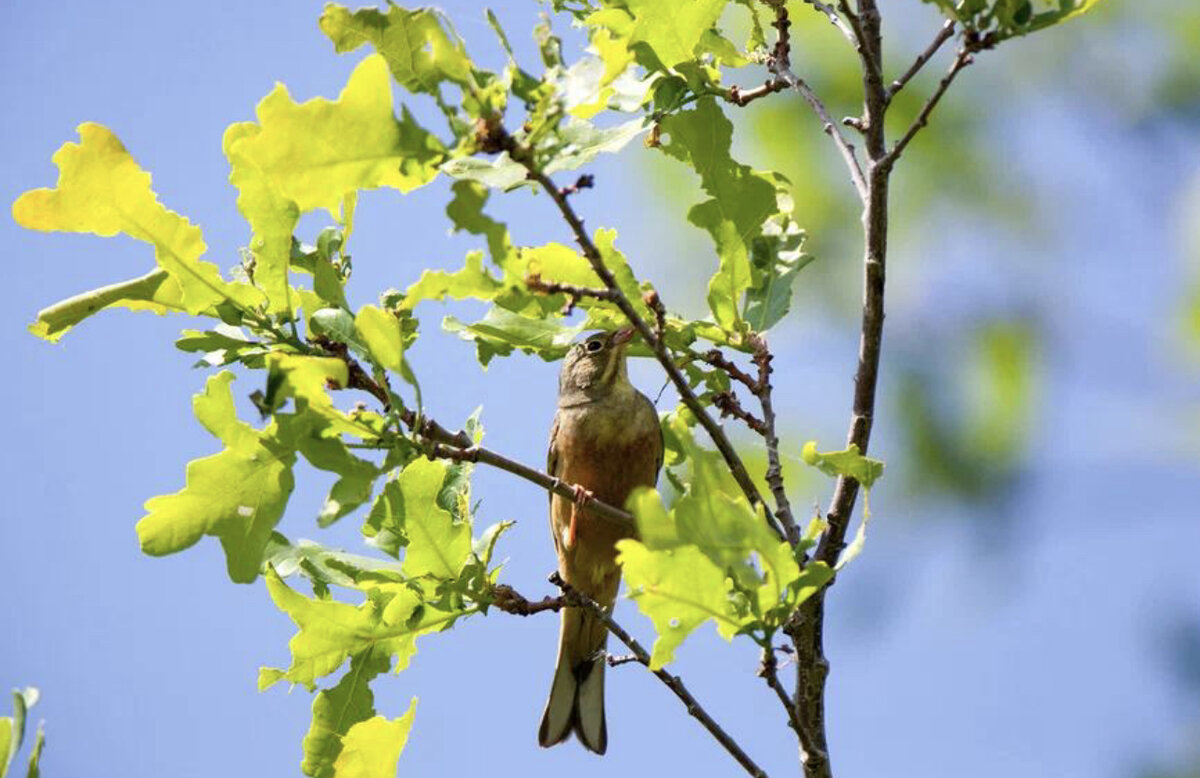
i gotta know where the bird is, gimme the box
[538,327,663,755]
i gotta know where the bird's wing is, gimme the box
[547,410,562,495]
[547,411,565,557]
[641,391,664,476]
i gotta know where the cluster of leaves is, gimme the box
[624,412,834,667]
[920,0,1103,41]
[0,688,45,778]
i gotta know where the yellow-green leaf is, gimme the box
[801,441,884,489]
[224,55,444,310]
[12,123,257,316]
[320,4,473,95]
[354,305,404,374]
[332,701,417,778]
[617,541,742,669]
[136,372,296,583]
[28,268,185,343]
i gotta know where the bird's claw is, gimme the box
[566,485,594,549]
[571,484,594,507]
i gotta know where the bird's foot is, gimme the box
[566,485,594,548]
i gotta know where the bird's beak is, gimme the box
[609,327,636,347]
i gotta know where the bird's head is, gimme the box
[557,328,636,407]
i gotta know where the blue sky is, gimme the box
[3,2,1198,777]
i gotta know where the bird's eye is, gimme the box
[586,339,604,353]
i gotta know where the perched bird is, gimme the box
[538,328,663,755]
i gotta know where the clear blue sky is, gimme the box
[3,2,1198,777]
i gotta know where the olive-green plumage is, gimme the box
[538,329,663,755]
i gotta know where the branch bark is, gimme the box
[886,20,956,102]
[764,4,868,203]
[784,5,978,776]
[332,342,637,528]
[883,48,974,167]
[791,1,891,776]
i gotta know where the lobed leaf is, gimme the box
[443,308,585,367]
[301,648,391,778]
[617,541,741,669]
[266,568,460,689]
[320,5,473,96]
[12,123,259,329]
[658,98,779,332]
[332,701,417,778]
[137,372,297,583]
[743,187,811,333]
[590,0,731,70]
[225,55,444,312]
[29,268,184,343]
[265,534,406,592]
[354,305,405,375]
[801,441,885,490]
[399,251,503,310]
[621,417,832,664]
[362,458,471,579]
[919,0,1106,39]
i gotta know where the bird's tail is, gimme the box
[538,604,608,754]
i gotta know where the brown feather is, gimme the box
[539,349,661,755]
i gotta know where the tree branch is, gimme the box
[751,339,800,545]
[550,573,771,778]
[700,339,799,544]
[792,1,891,775]
[727,79,789,107]
[488,585,564,616]
[835,0,883,87]
[886,20,956,103]
[882,48,974,168]
[798,0,857,47]
[424,440,634,528]
[331,343,637,529]
[712,390,767,435]
[764,3,868,202]
[525,272,615,315]
[759,648,823,761]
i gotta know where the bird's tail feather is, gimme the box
[538,606,608,754]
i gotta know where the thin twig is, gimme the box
[488,584,564,616]
[605,653,641,667]
[525,272,615,315]
[798,0,857,47]
[727,79,789,107]
[836,0,883,87]
[713,390,767,435]
[701,349,760,392]
[764,4,868,202]
[775,71,868,202]
[329,344,637,529]
[882,49,974,168]
[759,650,808,742]
[751,338,799,545]
[550,573,770,778]
[886,20,956,102]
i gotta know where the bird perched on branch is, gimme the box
[538,328,663,755]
